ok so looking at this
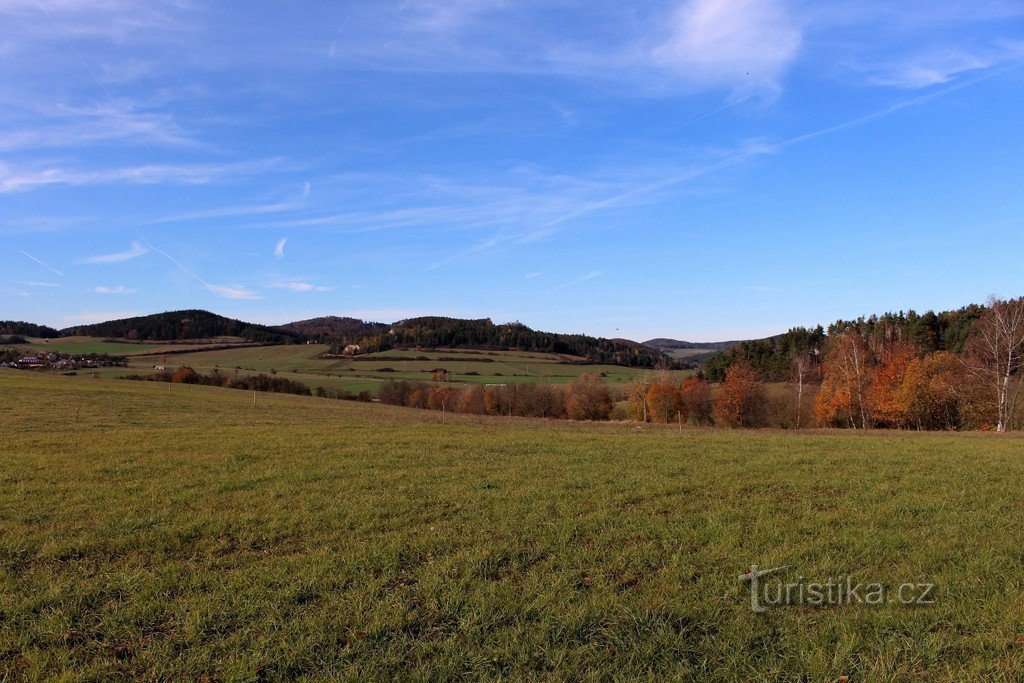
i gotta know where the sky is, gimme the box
[2,0,1023,341]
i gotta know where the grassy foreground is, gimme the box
[1,370,1023,680]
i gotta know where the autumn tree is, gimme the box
[643,382,677,423]
[171,365,198,383]
[815,330,874,428]
[679,376,713,425]
[713,362,766,428]
[962,297,1024,432]
[458,384,487,414]
[898,351,964,430]
[866,342,917,428]
[625,379,649,421]
[565,374,613,420]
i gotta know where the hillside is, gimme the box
[642,338,741,352]
[0,320,61,338]
[63,310,301,344]
[277,316,387,340]
[328,316,672,368]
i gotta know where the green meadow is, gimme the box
[12,338,694,395]
[2,369,1024,679]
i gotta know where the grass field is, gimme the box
[9,338,695,396]
[9,336,254,356]
[2,369,1023,680]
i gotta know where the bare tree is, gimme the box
[963,296,1024,432]
[791,351,813,428]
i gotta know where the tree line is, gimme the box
[328,316,673,368]
[375,298,1024,431]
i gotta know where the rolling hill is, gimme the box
[62,310,301,344]
[277,316,388,340]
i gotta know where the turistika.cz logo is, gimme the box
[739,565,937,612]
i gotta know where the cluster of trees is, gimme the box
[125,366,377,402]
[66,310,301,343]
[815,298,1024,431]
[328,317,672,368]
[127,366,313,396]
[379,375,615,420]
[703,304,987,383]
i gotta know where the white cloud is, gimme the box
[274,237,287,259]
[652,0,802,94]
[80,240,149,264]
[205,284,261,300]
[269,279,333,292]
[93,285,137,294]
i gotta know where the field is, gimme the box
[9,336,255,357]
[10,338,695,396]
[1,369,1023,680]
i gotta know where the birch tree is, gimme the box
[963,297,1024,432]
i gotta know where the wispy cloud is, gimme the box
[0,158,282,193]
[79,240,149,264]
[19,249,65,277]
[0,101,198,152]
[857,44,1024,88]
[93,285,138,294]
[274,237,287,260]
[524,272,541,279]
[548,270,604,293]
[204,284,261,300]
[11,279,60,287]
[269,280,333,292]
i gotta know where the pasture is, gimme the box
[1,369,1022,680]
[9,338,695,395]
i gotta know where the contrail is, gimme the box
[139,237,207,286]
[543,66,1014,230]
[19,250,65,277]
[33,0,155,157]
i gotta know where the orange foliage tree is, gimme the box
[713,362,766,428]
[679,376,713,425]
[645,382,680,423]
[897,351,965,430]
[866,342,917,428]
[815,330,874,428]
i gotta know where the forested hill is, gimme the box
[63,310,301,344]
[702,304,987,382]
[328,316,673,368]
[0,321,61,338]
[278,316,388,341]
[643,338,740,352]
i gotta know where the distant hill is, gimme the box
[643,338,741,352]
[63,310,301,344]
[323,316,673,369]
[0,320,61,339]
[277,316,387,340]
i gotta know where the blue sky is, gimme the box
[2,0,1023,341]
